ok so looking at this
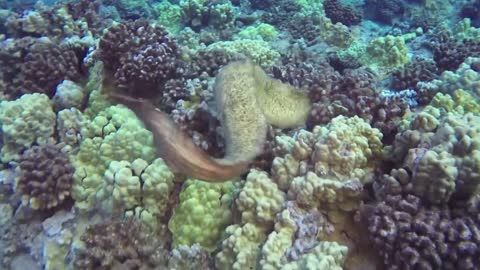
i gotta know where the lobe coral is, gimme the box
[110,60,311,182]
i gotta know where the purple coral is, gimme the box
[368,169,480,270]
[432,34,480,72]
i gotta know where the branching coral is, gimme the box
[306,67,407,141]
[432,34,480,72]
[367,87,480,268]
[369,168,480,270]
[423,56,480,97]
[236,170,286,227]
[388,104,480,204]
[391,58,439,91]
[0,39,86,99]
[179,0,237,31]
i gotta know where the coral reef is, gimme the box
[391,58,439,91]
[1,0,480,269]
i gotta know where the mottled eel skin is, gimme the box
[108,93,249,182]
[109,60,311,182]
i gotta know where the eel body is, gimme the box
[108,93,249,182]
[108,61,311,182]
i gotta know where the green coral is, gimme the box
[0,93,56,162]
[56,108,87,151]
[365,35,409,69]
[288,172,364,212]
[424,57,480,97]
[317,16,354,48]
[71,105,156,210]
[168,179,236,251]
[272,116,383,191]
[258,209,296,269]
[236,23,278,41]
[215,223,267,270]
[180,0,236,30]
[338,35,410,76]
[97,158,175,229]
[207,40,280,67]
[153,1,182,34]
[236,170,286,227]
[180,0,207,28]
[430,90,480,114]
[452,18,480,42]
[271,116,382,213]
[209,2,237,29]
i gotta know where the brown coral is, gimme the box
[306,68,407,142]
[0,38,86,99]
[390,58,439,91]
[324,0,362,27]
[73,219,168,269]
[15,144,74,210]
[19,42,86,96]
[99,20,182,96]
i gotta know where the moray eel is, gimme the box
[109,60,311,182]
[108,93,249,182]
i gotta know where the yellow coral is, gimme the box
[365,35,409,69]
[312,116,383,182]
[207,40,280,67]
[430,90,480,114]
[236,170,286,226]
[168,179,236,251]
[215,223,268,270]
[236,23,278,41]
